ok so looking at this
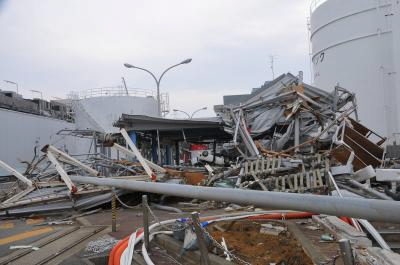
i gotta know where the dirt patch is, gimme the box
[209,220,313,265]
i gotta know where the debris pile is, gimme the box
[1,72,400,263]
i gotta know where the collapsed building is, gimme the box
[1,72,400,264]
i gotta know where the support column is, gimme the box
[151,132,158,164]
[165,144,171,165]
[175,141,180,165]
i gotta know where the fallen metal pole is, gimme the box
[69,175,400,223]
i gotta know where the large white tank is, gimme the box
[71,87,159,133]
[310,0,400,138]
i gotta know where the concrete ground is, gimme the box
[1,196,386,265]
[0,217,63,256]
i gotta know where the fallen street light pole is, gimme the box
[68,175,400,223]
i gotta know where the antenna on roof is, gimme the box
[121,77,129,96]
[269,55,276,80]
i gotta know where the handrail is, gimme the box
[68,86,156,100]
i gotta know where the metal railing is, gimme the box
[310,0,328,13]
[160,93,170,114]
[68,86,156,100]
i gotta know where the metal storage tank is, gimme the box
[310,0,400,139]
[70,87,159,133]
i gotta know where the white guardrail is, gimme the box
[68,86,156,99]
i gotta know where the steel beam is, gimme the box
[47,151,77,193]
[69,175,400,223]
[112,143,165,173]
[0,160,32,187]
[120,129,155,179]
[44,145,99,176]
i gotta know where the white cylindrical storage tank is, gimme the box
[76,95,158,132]
[310,0,400,139]
[70,88,159,158]
[71,87,159,133]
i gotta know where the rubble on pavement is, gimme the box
[1,72,400,264]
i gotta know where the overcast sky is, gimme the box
[0,0,312,118]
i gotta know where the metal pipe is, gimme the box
[69,175,400,223]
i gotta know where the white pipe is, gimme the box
[69,175,400,223]
[142,231,173,265]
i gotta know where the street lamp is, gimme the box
[173,107,207,119]
[173,109,190,119]
[30,89,43,100]
[3,80,19,94]
[190,107,207,119]
[124,58,192,117]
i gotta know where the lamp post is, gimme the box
[124,58,192,117]
[173,107,207,119]
[3,80,19,94]
[190,107,207,119]
[30,89,43,100]
[173,109,190,119]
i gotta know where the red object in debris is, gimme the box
[190,144,208,151]
[71,186,78,194]
[339,216,352,225]
[245,212,315,221]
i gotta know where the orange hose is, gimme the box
[114,240,129,265]
[246,212,315,220]
[108,236,129,265]
[109,228,143,265]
